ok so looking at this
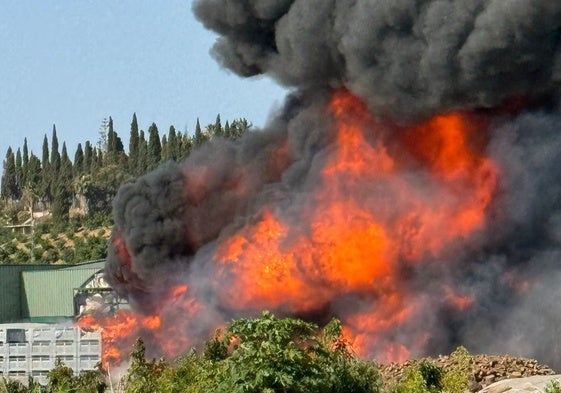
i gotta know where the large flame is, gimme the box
[86,90,499,365]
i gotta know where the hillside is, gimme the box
[0,213,111,265]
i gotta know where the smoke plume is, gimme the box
[104,0,561,367]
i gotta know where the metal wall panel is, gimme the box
[22,268,101,318]
[0,265,60,323]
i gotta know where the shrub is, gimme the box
[546,379,561,393]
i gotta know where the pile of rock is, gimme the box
[380,353,556,392]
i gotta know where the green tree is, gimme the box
[129,113,140,173]
[229,118,251,140]
[15,148,23,192]
[40,134,52,202]
[47,358,75,392]
[224,120,231,139]
[123,338,165,393]
[1,147,20,201]
[51,143,73,226]
[50,124,61,173]
[22,137,29,186]
[147,122,161,169]
[161,134,169,162]
[74,143,84,175]
[84,141,93,174]
[193,118,204,147]
[26,153,42,196]
[208,312,381,393]
[214,114,223,137]
[137,130,148,175]
[107,116,125,165]
[180,132,193,159]
[167,125,179,161]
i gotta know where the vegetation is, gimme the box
[0,312,481,393]
[0,113,251,265]
[546,379,561,393]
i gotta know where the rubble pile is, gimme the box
[380,353,556,392]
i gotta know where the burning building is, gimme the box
[102,0,561,368]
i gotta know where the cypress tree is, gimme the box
[214,114,223,137]
[22,138,29,186]
[41,134,49,170]
[168,125,178,161]
[1,147,20,201]
[107,116,116,164]
[194,118,203,147]
[51,124,61,172]
[224,120,231,139]
[137,130,148,175]
[27,153,41,195]
[129,113,140,173]
[84,141,93,174]
[147,123,161,169]
[52,142,73,225]
[74,143,84,175]
[40,134,52,202]
[161,134,169,162]
[181,133,193,159]
[15,148,23,192]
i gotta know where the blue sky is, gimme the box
[0,0,287,161]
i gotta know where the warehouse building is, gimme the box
[0,260,119,384]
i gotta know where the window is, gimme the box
[6,329,25,343]
[55,340,74,355]
[8,356,27,369]
[32,340,51,354]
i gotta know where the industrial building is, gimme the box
[0,260,119,384]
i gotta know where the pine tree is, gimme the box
[98,117,109,153]
[147,122,161,169]
[129,113,140,173]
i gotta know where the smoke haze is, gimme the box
[104,0,561,367]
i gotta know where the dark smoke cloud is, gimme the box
[194,0,561,121]
[104,0,561,368]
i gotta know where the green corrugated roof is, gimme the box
[22,267,102,319]
[0,265,61,323]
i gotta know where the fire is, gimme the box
[94,89,499,365]
[77,285,202,367]
[212,90,498,362]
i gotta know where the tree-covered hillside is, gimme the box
[0,114,251,264]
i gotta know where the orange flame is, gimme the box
[212,90,498,361]
[77,285,203,367]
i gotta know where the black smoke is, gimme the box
[105,0,561,367]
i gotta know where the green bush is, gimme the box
[546,380,561,393]
[440,346,471,393]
